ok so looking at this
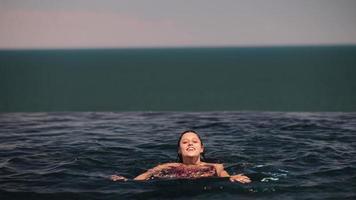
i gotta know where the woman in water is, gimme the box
[111,130,251,183]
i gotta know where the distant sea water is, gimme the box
[1,46,356,112]
[0,112,355,199]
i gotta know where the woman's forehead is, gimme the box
[181,132,200,140]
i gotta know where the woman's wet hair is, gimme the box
[177,130,206,163]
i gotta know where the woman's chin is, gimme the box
[183,152,200,158]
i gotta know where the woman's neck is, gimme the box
[182,156,201,165]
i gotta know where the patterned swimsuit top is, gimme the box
[150,164,217,179]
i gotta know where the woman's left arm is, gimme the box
[215,164,251,183]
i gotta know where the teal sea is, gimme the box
[0,46,356,199]
[0,112,355,199]
[0,46,355,112]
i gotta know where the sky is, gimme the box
[0,0,356,49]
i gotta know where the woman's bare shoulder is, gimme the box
[201,162,224,169]
[201,162,228,177]
[201,162,223,166]
[152,162,181,169]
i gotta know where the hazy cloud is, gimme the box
[0,9,194,48]
[1,0,356,48]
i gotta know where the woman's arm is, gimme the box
[133,169,155,180]
[111,174,128,181]
[134,163,179,180]
[112,163,176,181]
[111,169,154,181]
[215,164,251,183]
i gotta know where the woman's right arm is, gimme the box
[134,163,172,180]
[111,174,128,181]
[133,169,155,180]
[110,170,153,181]
[112,163,173,181]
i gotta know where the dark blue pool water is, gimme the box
[0,112,355,199]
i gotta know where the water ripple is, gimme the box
[0,112,355,199]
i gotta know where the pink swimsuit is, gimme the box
[151,165,217,179]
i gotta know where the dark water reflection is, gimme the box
[0,112,355,199]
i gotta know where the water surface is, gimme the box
[0,112,355,199]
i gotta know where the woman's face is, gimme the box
[179,132,204,158]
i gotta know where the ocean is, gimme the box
[1,46,356,112]
[1,46,355,199]
[0,112,355,199]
